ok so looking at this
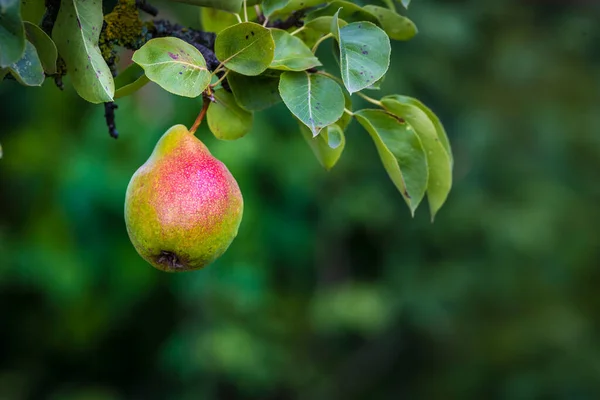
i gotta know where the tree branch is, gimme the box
[104,102,119,139]
[135,0,159,17]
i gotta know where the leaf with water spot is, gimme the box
[6,40,44,86]
[207,88,254,140]
[279,71,345,137]
[227,70,281,111]
[363,5,417,41]
[132,37,211,98]
[300,122,345,171]
[0,0,26,67]
[215,22,274,76]
[52,0,114,103]
[114,62,150,99]
[355,109,428,215]
[331,10,391,94]
[381,95,452,220]
[23,21,57,74]
[270,29,321,71]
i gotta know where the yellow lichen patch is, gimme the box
[102,0,143,47]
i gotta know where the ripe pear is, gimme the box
[124,124,243,272]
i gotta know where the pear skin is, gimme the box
[125,125,243,272]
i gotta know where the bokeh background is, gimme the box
[2,0,600,398]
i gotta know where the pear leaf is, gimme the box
[23,21,57,74]
[279,71,345,137]
[52,0,114,103]
[132,37,211,98]
[215,22,274,76]
[7,40,44,86]
[270,0,324,18]
[331,10,391,94]
[114,63,150,99]
[270,29,321,71]
[0,0,25,67]
[262,0,289,17]
[20,0,44,23]
[381,96,452,220]
[227,70,281,111]
[300,122,345,171]
[208,88,254,140]
[355,109,428,215]
[306,1,379,26]
[363,5,417,41]
[169,0,242,12]
[384,95,453,165]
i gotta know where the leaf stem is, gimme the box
[290,26,305,36]
[189,92,212,135]
[234,13,242,23]
[312,33,333,53]
[343,108,354,116]
[316,70,344,86]
[356,91,383,107]
[211,69,230,88]
[243,0,248,22]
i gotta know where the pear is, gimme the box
[125,124,243,272]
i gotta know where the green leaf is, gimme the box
[300,122,345,171]
[114,63,150,99]
[7,40,44,86]
[270,29,321,71]
[53,0,114,103]
[170,0,243,12]
[0,142,2,158]
[331,11,391,94]
[0,68,8,81]
[355,109,428,214]
[381,96,452,220]
[365,75,385,91]
[199,6,258,34]
[207,88,254,140]
[279,71,345,136]
[132,37,211,98]
[200,7,238,33]
[305,1,380,26]
[271,0,323,17]
[363,5,417,41]
[227,70,281,111]
[0,0,26,67]
[215,22,274,76]
[23,21,57,74]
[261,0,289,17]
[21,0,44,23]
[385,95,453,165]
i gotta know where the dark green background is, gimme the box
[1,0,600,398]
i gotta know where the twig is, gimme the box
[41,0,60,35]
[189,92,213,135]
[267,10,305,29]
[104,102,119,139]
[135,0,159,16]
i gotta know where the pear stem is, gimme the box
[189,93,212,135]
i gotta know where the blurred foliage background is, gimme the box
[2,0,600,398]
